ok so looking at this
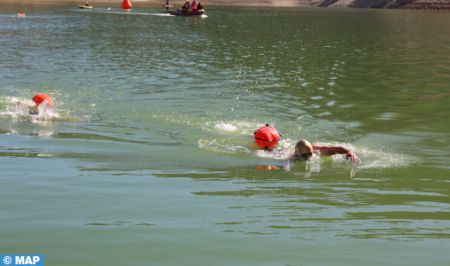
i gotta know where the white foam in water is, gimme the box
[0,96,60,121]
[355,146,416,169]
[154,13,173,17]
[256,140,415,170]
[0,96,32,118]
[33,103,61,122]
[198,139,251,154]
[208,120,268,136]
[214,122,238,132]
[151,114,266,137]
[255,138,296,160]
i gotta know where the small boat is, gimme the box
[79,3,93,9]
[169,9,205,16]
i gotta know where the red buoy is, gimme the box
[254,124,281,150]
[122,0,132,10]
[32,93,53,107]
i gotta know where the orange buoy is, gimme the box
[254,124,281,150]
[32,93,53,107]
[122,0,132,10]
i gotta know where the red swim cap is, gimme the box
[32,93,53,107]
[254,124,281,150]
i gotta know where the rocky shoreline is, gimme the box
[2,0,450,9]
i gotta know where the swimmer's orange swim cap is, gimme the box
[254,124,281,150]
[32,93,53,107]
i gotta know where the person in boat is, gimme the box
[165,0,172,11]
[191,0,198,12]
[292,139,360,163]
[84,2,90,6]
[181,0,191,12]
[197,2,205,13]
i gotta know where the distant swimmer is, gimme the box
[29,93,54,115]
[292,139,360,163]
[8,93,80,122]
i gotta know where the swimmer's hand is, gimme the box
[346,151,361,164]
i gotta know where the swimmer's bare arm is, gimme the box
[312,145,361,163]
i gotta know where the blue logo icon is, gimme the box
[0,255,44,266]
[2,256,12,265]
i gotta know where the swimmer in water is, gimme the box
[28,93,54,115]
[292,139,360,163]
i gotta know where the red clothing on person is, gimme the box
[191,0,198,11]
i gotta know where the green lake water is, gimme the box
[1,4,449,265]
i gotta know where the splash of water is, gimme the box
[0,96,60,121]
[198,139,251,154]
[255,138,296,160]
[254,140,415,170]
[208,120,263,135]
[355,146,416,169]
[214,122,238,132]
